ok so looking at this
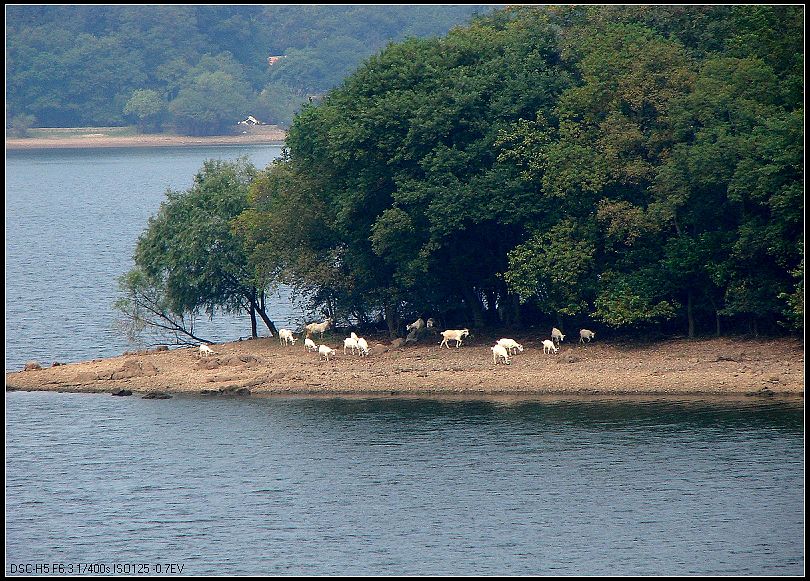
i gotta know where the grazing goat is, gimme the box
[344,336,360,355]
[357,337,370,356]
[304,337,318,352]
[318,344,336,361]
[551,327,565,345]
[542,339,559,354]
[579,329,596,343]
[199,343,216,357]
[305,317,333,338]
[491,344,511,365]
[496,338,524,355]
[406,317,425,332]
[440,329,470,349]
[278,329,297,346]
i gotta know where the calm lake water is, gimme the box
[5,392,804,576]
[5,145,296,372]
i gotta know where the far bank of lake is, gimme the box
[5,126,286,150]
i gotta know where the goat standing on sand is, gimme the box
[305,317,333,339]
[278,329,297,346]
[344,336,360,355]
[551,327,565,345]
[319,344,336,361]
[579,329,596,343]
[542,339,559,354]
[357,337,370,356]
[199,343,216,357]
[304,337,318,352]
[496,338,524,355]
[491,344,511,365]
[440,329,470,349]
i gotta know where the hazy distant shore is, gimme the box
[6,127,287,150]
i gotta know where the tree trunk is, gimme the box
[484,289,498,325]
[384,301,399,339]
[686,289,695,339]
[255,304,278,337]
[249,302,258,339]
[510,294,522,327]
[708,296,721,336]
[462,286,485,329]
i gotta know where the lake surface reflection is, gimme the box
[5,392,804,575]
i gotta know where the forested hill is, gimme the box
[6,5,497,133]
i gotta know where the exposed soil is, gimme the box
[5,334,804,400]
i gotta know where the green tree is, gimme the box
[168,64,252,135]
[252,82,304,127]
[7,113,37,137]
[236,5,803,338]
[503,219,596,320]
[241,8,572,332]
[123,89,167,133]
[117,158,279,343]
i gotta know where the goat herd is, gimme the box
[198,316,597,364]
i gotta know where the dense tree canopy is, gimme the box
[116,5,802,341]
[234,5,803,339]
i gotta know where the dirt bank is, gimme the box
[5,334,804,398]
[6,127,286,150]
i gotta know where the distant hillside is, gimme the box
[6,5,499,133]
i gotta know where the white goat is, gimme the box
[491,344,511,365]
[278,329,297,346]
[551,327,565,345]
[305,317,333,338]
[542,339,559,354]
[406,317,425,332]
[579,329,596,343]
[344,336,360,355]
[199,343,216,357]
[440,328,470,349]
[357,337,370,356]
[318,344,336,361]
[304,337,318,352]
[496,338,524,355]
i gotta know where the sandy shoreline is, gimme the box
[5,334,804,399]
[6,129,287,150]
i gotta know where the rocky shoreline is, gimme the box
[5,335,804,400]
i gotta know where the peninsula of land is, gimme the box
[5,334,804,399]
